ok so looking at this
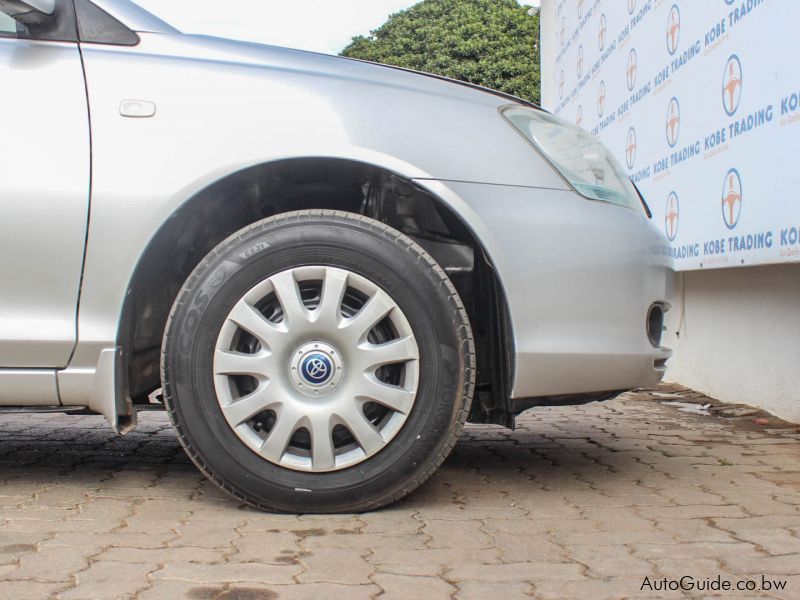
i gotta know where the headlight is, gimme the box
[502,106,641,211]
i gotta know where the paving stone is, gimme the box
[355,510,423,534]
[638,504,751,520]
[268,582,380,599]
[552,529,675,546]
[533,576,675,600]
[630,541,762,561]
[297,547,373,584]
[136,578,201,600]
[99,546,226,564]
[447,562,584,582]
[722,553,800,575]
[0,516,119,535]
[300,531,427,551]
[0,579,67,599]
[566,544,654,578]
[121,499,190,535]
[60,560,155,600]
[153,560,300,584]
[650,556,724,575]
[723,528,800,556]
[713,515,800,531]
[5,544,91,583]
[369,546,502,567]
[0,533,48,566]
[231,530,299,563]
[173,515,245,549]
[371,572,455,599]
[654,486,729,505]
[411,503,529,520]
[579,506,660,532]
[40,531,173,551]
[422,519,493,549]
[373,562,443,577]
[491,532,568,562]
[651,517,738,543]
[22,487,90,509]
[481,516,587,535]
[455,579,533,599]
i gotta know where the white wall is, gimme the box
[665,264,800,423]
[539,0,555,111]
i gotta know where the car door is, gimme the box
[0,2,90,368]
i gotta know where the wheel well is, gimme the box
[119,158,515,426]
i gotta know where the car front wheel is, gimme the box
[162,210,475,513]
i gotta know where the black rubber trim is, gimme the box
[631,180,653,218]
[74,0,138,46]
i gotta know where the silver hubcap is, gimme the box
[213,266,420,473]
[289,341,344,396]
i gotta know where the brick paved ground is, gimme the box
[0,385,798,600]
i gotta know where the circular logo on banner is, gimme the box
[577,45,584,78]
[667,5,680,55]
[576,105,583,128]
[598,81,606,117]
[628,0,636,15]
[665,192,680,241]
[627,49,638,91]
[666,97,680,147]
[559,70,565,99]
[722,168,743,230]
[598,14,607,50]
[626,127,637,169]
[722,54,743,116]
[560,16,566,45]
[577,0,584,19]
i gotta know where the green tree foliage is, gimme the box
[341,0,540,103]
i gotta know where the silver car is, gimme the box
[0,0,673,512]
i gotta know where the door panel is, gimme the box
[0,36,90,367]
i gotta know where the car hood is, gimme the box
[139,31,533,110]
[340,57,540,110]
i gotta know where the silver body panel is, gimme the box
[0,370,58,405]
[0,38,90,368]
[429,181,673,396]
[0,0,674,423]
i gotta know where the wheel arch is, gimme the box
[115,156,515,429]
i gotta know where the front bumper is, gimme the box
[415,180,674,399]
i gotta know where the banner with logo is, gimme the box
[543,0,800,270]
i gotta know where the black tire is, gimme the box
[161,210,475,513]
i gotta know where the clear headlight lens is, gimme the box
[502,106,640,211]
